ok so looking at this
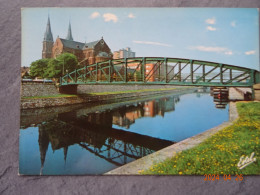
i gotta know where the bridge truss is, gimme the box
[60,57,260,87]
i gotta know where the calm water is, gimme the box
[19,89,229,175]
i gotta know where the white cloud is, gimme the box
[225,51,233,55]
[90,12,100,19]
[205,18,216,24]
[245,50,256,55]
[188,45,233,55]
[206,26,217,31]
[231,21,236,27]
[128,13,135,19]
[133,40,172,47]
[103,13,118,23]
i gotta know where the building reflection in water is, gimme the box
[37,96,181,173]
[197,87,229,109]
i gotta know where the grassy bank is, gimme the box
[142,102,260,175]
[22,87,184,99]
[88,87,178,95]
[22,94,78,99]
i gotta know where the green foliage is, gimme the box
[44,53,78,78]
[29,58,50,78]
[29,53,78,79]
[142,102,260,175]
[22,71,32,79]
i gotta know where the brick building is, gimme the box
[42,16,113,66]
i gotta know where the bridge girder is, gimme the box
[60,57,260,87]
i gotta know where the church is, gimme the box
[42,16,113,66]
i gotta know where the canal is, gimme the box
[19,89,229,175]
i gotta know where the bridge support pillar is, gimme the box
[253,84,260,101]
[59,85,78,94]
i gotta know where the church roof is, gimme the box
[84,40,99,49]
[60,38,85,50]
[60,38,100,50]
[44,16,53,42]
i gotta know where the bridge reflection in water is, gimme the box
[36,95,180,172]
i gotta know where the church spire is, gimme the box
[43,15,53,42]
[66,21,73,41]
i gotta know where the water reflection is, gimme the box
[210,87,229,109]
[20,89,229,175]
[38,114,174,171]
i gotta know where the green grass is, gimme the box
[22,94,78,99]
[88,88,178,95]
[142,102,260,175]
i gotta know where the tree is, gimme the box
[29,58,50,78]
[44,53,78,79]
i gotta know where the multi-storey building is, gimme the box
[113,47,135,59]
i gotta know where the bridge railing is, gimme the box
[60,57,259,87]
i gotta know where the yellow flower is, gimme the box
[138,170,144,174]
[187,163,191,166]
[179,171,183,175]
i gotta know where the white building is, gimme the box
[113,47,135,59]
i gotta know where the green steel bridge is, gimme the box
[60,57,260,87]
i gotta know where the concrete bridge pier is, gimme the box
[59,85,78,94]
[253,84,260,101]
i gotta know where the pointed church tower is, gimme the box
[42,15,54,59]
[66,21,73,41]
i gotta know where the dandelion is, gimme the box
[179,171,183,175]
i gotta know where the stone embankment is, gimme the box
[21,82,60,97]
[21,87,194,109]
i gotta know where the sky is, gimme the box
[22,8,259,71]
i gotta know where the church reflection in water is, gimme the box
[35,95,181,172]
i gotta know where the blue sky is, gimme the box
[22,8,259,70]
